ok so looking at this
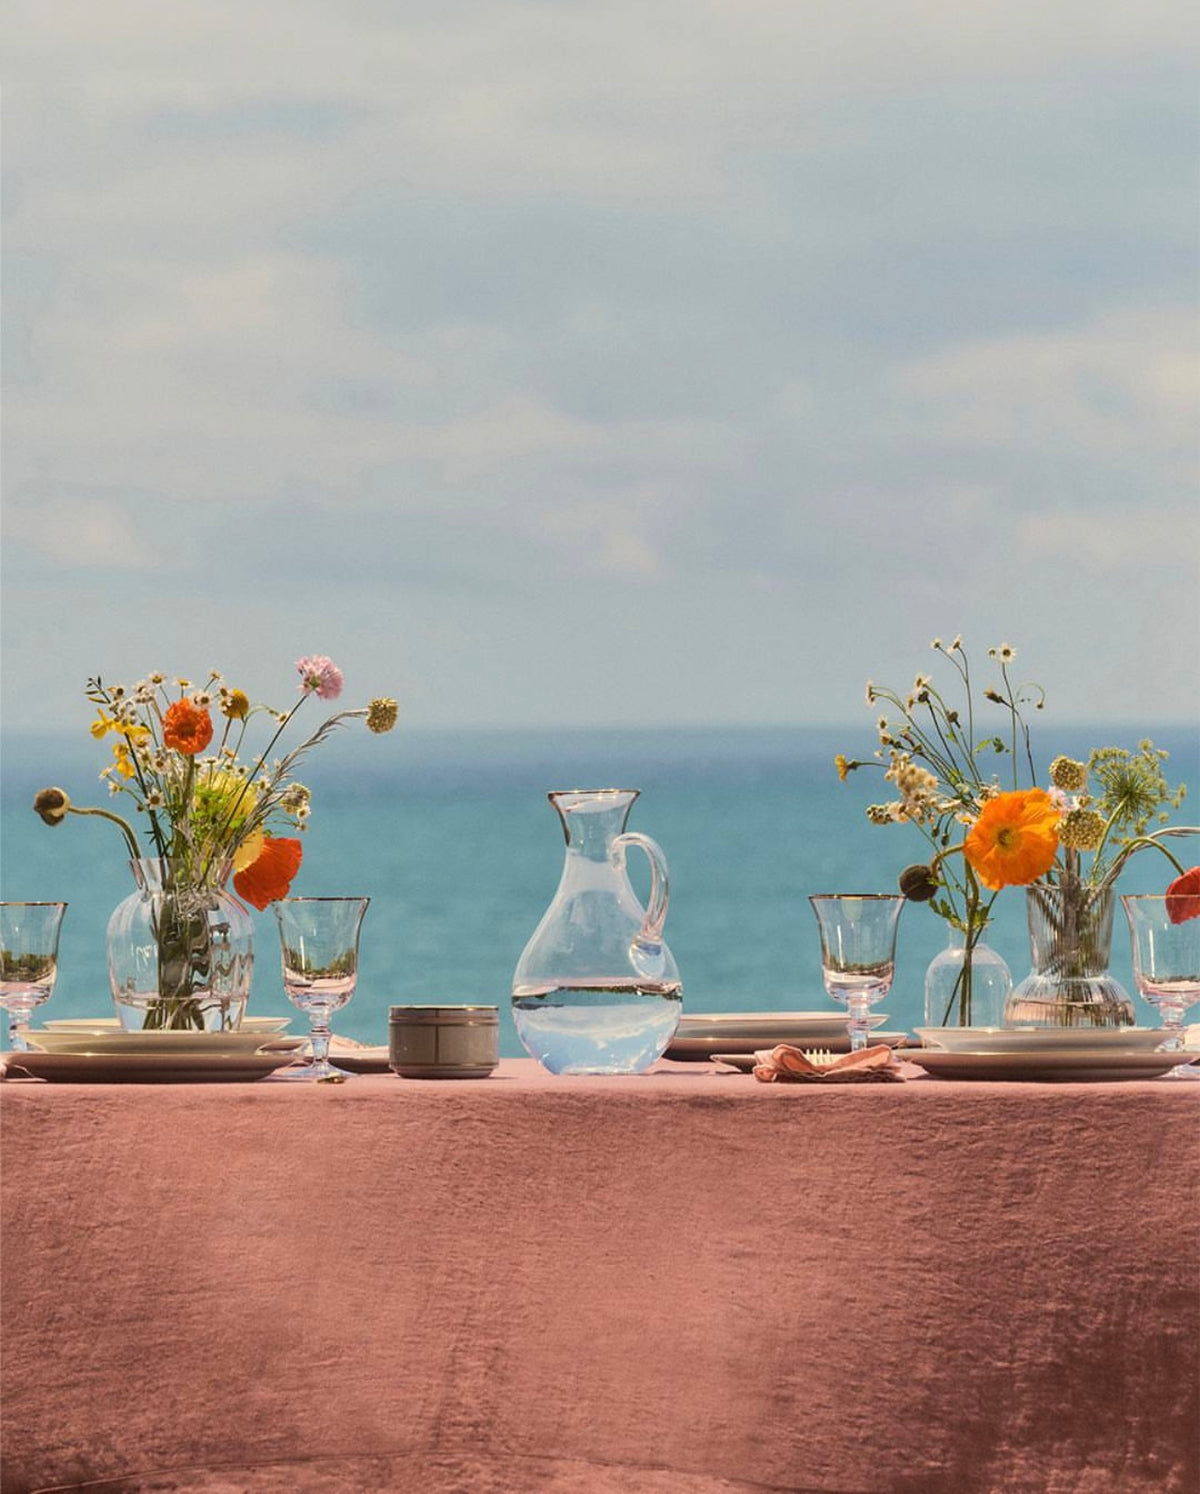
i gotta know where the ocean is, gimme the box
[3,724,1197,1056]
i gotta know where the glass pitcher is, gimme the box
[512,789,682,1074]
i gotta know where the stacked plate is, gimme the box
[665,1011,906,1062]
[6,1017,302,1083]
[905,1026,1198,1082]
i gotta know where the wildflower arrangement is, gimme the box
[34,656,399,909]
[838,637,1199,1023]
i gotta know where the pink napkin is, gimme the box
[752,1043,905,1084]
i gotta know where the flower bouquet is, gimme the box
[34,656,397,1030]
[839,638,1198,1027]
[997,744,1196,1025]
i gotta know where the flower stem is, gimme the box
[67,805,141,860]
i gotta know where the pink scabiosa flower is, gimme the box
[295,655,344,701]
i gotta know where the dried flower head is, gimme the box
[1089,741,1184,839]
[279,783,311,812]
[1048,756,1089,793]
[366,697,399,734]
[1056,807,1106,852]
[33,787,71,825]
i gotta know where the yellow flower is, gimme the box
[90,711,119,739]
[193,766,257,843]
[222,689,250,720]
[111,742,138,779]
[232,826,265,873]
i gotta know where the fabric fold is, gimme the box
[752,1042,905,1083]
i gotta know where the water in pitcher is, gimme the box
[513,980,682,1075]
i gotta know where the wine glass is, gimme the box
[809,894,904,1052]
[1121,895,1200,1079]
[272,897,370,1082]
[0,903,68,1051]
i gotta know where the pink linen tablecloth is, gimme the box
[1,1059,1197,1493]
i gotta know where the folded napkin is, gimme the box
[752,1043,905,1084]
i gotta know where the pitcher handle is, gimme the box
[612,832,670,949]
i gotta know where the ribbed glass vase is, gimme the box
[1003,883,1134,1028]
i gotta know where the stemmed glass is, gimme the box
[0,903,68,1051]
[272,897,370,1082]
[1121,895,1200,1079]
[809,894,904,1052]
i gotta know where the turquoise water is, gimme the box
[3,725,1196,1056]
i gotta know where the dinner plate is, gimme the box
[25,1029,303,1057]
[325,1045,391,1074]
[667,1029,907,1060]
[678,1011,887,1037]
[41,1016,293,1035]
[914,1026,1171,1054]
[903,1049,1198,1082]
[667,1011,895,1060]
[1,1050,305,1084]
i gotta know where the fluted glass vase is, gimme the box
[1003,883,1134,1029]
[107,858,254,1031]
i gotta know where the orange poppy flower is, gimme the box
[964,788,1061,891]
[233,836,303,910]
[162,700,214,755]
[1165,866,1200,924]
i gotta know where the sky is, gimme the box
[3,0,1198,737]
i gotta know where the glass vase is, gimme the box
[1003,883,1134,1029]
[924,932,1012,1028]
[107,858,254,1031]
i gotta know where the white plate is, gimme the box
[915,1026,1173,1054]
[324,1045,391,1074]
[670,1011,890,1058]
[25,1029,303,1057]
[903,1049,1198,1082]
[40,1016,293,1035]
[1,1050,305,1084]
[668,1027,906,1060]
[678,1011,887,1037]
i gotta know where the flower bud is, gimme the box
[899,863,940,902]
[33,787,71,825]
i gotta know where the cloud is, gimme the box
[888,307,1198,467]
[3,0,1196,729]
[5,495,163,570]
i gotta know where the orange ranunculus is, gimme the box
[233,836,303,910]
[1165,866,1200,924]
[162,699,214,755]
[964,788,1061,891]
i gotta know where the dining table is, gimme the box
[1,1057,1197,1493]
